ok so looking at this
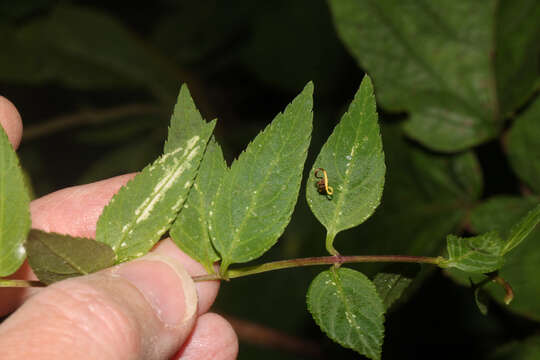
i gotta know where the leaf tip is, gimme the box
[303,81,314,94]
[360,74,374,92]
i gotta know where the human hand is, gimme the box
[0,96,238,359]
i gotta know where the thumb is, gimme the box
[0,253,198,360]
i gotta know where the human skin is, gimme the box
[0,96,238,360]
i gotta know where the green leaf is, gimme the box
[494,0,540,114]
[449,196,540,320]
[0,125,30,276]
[26,230,116,285]
[503,203,540,255]
[373,272,414,311]
[441,232,504,274]
[507,97,540,193]
[210,82,313,274]
[96,106,215,263]
[164,85,209,153]
[328,0,501,151]
[306,75,385,254]
[307,267,385,360]
[170,138,225,272]
[490,335,540,360]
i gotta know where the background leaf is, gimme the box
[0,5,180,99]
[307,267,385,360]
[0,125,30,276]
[96,102,215,263]
[306,75,385,254]
[170,138,225,272]
[210,82,313,273]
[373,271,415,311]
[328,0,501,151]
[26,229,116,284]
[441,232,504,274]
[507,97,540,193]
[494,0,540,114]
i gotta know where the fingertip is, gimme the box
[0,254,200,360]
[115,254,198,328]
[174,313,238,360]
[0,96,23,149]
[152,239,220,314]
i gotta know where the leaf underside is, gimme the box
[96,86,215,263]
[0,125,30,276]
[448,196,540,321]
[443,232,504,274]
[170,138,225,273]
[26,230,116,285]
[503,203,540,255]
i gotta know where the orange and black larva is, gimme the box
[314,168,333,196]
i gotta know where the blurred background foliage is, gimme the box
[1,0,540,358]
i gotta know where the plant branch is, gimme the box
[0,279,45,287]
[23,103,164,141]
[193,254,443,281]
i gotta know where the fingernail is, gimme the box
[116,254,197,327]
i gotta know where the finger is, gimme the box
[30,173,136,238]
[30,174,218,313]
[0,253,198,360]
[0,175,135,316]
[1,174,219,317]
[173,313,238,360]
[151,239,219,315]
[0,96,23,149]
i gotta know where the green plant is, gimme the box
[1,74,539,360]
[2,1,540,358]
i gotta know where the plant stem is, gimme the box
[23,103,163,141]
[193,254,443,282]
[0,279,45,287]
